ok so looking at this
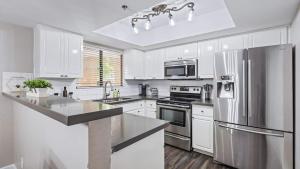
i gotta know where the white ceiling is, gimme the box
[94,0,235,46]
[0,0,299,50]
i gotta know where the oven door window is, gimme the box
[165,66,186,77]
[159,108,186,127]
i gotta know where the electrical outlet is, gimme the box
[20,157,24,169]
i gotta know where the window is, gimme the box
[78,42,123,87]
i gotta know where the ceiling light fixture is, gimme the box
[131,1,194,32]
[132,23,139,34]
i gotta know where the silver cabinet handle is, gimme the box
[165,133,190,141]
[218,124,284,137]
[248,60,252,117]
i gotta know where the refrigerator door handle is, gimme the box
[218,124,284,137]
[248,59,252,117]
[242,60,246,117]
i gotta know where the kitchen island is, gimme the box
[3,92,168,169]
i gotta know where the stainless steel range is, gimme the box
[157,86,202,151]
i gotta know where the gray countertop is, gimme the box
[108,95,214,107]
[98,95,168,104]
[111,114,169,152]
[98,94,214,107]
[3,92,169,152]
[191,99,214,106]
[2,92,123,126]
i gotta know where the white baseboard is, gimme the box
[0,164,17,169]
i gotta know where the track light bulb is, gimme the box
[145,19,151,30]
[169,14,175,26]
[188,8,194,21]
[132,23,139,34]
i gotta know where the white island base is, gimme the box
[12,102,165,169]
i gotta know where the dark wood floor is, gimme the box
[165,145,234,169]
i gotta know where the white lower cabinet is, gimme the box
[192,105,214,154]
[145,108,157,119]
[127,108,144,116]
[115,100,157,118]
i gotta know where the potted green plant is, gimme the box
[23,79,53,97]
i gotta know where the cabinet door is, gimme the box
[198,40,218,79]
[219,35,248,50]
[165,46,179,61]
[126,109,145,116]
[40,28,64,78]
[64,33,83,78]
[192,116,213,153]
[248,27,288,48]
[145,108,157,118]
[145,49,164,79]
[179,43,198,59]
[124,49,145,79]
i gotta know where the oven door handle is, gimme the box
[157,103,190,109]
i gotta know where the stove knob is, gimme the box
[197,89,199,91]
[193,88,196,91]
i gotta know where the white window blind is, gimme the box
[78,43,123,87]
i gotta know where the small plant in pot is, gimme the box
[23,79,53,97]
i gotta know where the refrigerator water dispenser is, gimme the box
[216,75,234,99]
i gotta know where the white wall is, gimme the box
[291,7,300,169]
[0,21,33,167]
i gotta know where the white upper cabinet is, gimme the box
[34,25,83,78]
[178,43,198,59]
[248,27,288,48]
[64,33,83,78]
[123,49,145,79]
[219,34,248,50]
[198,40,218,79]
[165,46,179,61]
[145,49,165,79]
[165,43,198,61]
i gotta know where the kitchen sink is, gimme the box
[93,97,133,104]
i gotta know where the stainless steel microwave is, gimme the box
[164,59,198,79]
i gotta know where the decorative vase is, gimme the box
[26,88,49,97]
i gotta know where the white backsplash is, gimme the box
[14,75,213,100]
[144,80,214,99]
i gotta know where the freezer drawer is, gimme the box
[214,122,293,169]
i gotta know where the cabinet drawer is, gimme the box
[118,101,144,112]
[192,105,213,117]
[145,100,156,109]
[126,108,144,116]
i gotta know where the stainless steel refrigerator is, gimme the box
[213,44,294,169]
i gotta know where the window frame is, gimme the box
[77,42,123,88]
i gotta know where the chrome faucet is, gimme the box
[103,81,113,100]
